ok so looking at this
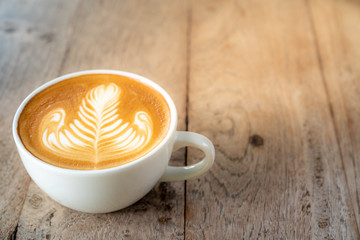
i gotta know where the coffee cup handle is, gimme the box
[160,131,215,182]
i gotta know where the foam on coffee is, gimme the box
[18,74,171,170]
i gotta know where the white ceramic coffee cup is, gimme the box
[12,70,215,213]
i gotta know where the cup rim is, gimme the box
[12,69,178,175]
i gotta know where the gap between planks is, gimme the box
[184,2,193,240]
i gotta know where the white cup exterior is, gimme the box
[13,70,214,213]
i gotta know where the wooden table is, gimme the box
[1,0,360,239]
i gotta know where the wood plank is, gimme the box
[186,0,359,238]
[307,0,360,230]
[15,0,188,239]
[0,0,80,238]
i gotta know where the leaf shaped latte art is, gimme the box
[40,83,153,165]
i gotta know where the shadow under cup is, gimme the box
[12,70,214,213]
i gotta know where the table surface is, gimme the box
[1,0,360,239]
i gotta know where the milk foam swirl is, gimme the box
[41,83,153,163]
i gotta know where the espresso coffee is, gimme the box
[18,74,171,170]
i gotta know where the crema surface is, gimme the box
[18,74,171,170]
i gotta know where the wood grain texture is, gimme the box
[0,0,80,238]
[1,0,360,239]
[307,0,360,231]
[186,0,359,239]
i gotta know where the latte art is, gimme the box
[41,83,153,163]
[18,74,170,170]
